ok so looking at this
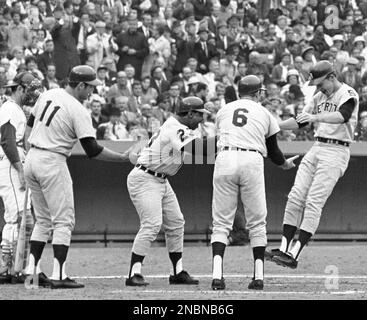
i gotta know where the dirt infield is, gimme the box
[1,243,367,300]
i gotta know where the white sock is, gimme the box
[254,259,264,280]
[131,262,142,276]
[279,236,292,252]
[50,258,67,280]
[25,254,35,275]
[289,241,301,260]
[212,255,222,279]
[174,258,183,275]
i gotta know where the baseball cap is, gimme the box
[4,71,36,88]
[177,96,210,114]
[308,60,334,86]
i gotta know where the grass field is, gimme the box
[1,243,367,300]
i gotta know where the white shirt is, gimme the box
[0,98,26,157]
[137,116,198,176]
[28,88,96,157]
[216,99,280,157]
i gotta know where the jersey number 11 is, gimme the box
[40,100,61,127]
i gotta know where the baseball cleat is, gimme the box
[211,278,225,290]
[0,272,11,285]
[264,248,282,261]
[169,270,199,285]
[49,277,85,289]
[272,252,298,269]
[125,273,149,287]
[10,273,26,284]
[248,278,264,290]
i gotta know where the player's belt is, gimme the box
[30,144,48,151]
[315,137,350,147]
[136,164,167,179]
[221,146,261,154]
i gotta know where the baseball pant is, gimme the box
[0,154,31,248]
[283,142,350,235]
[127,167,185,257]
[211,151,267,248]
[24,149,75,246]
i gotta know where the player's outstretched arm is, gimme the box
[279,117,309,130]
[265,133,299,170]
[80,137,130,162]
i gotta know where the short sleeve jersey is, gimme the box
[28,88,96,157]
[215,99,280,157]
[0,99,26,157]
[137,116,198,176]
[305,83,359,143]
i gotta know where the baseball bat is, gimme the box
[13,186,29,274]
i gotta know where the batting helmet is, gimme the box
[177,96,210,114]
[308,60,335,86]
[69,65,101,86]
[238,75,262,96]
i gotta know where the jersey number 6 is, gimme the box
[40,100,61,127]
[232,108,248,127]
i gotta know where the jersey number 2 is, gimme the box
[232,108,248,127]
[40,100,61,127]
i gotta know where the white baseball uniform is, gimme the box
[127,116,198,256]
[211,99,280,248]
[283,83,359,234]
[24,88,95,246]
[0,99,31,260]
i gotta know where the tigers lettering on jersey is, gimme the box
[309,84,359,143]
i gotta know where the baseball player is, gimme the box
[24,65,131,289]
[265,60,359,269]
[0,72,35,284]
[125,96,209,287]
[211,75,298,291]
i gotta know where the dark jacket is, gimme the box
[190,0,212,21]
[115,30,149,79]
[51,21,80,81]
[37,51,55,76]
[194,41,219,74]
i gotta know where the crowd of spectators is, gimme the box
[2,0,367,141]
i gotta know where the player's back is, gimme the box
[28,88,95,157]
[216,99,278,156]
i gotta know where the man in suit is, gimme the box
[167,83,182,113]
[137,13,153,39]
[150,66,170,97]
[207,2,221,35]
[90,97,108,130]
[115,18,149,79]
[194,26,220,74]
[128,80,144,114]
[37,39,55,77]
[72,12,95,65]
[215,20,234,58]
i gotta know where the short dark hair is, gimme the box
[25,56,37,65]
[132,80,141,88]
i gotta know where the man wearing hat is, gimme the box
[23,65,131,289]
[216,20,234,57]
[266,60,360,270]
[301,46,316,73]
[0,72,38,284]
[125,96,209,287]
[340,57,362,92]
[194,26,219,74]
[86,20,117,70]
